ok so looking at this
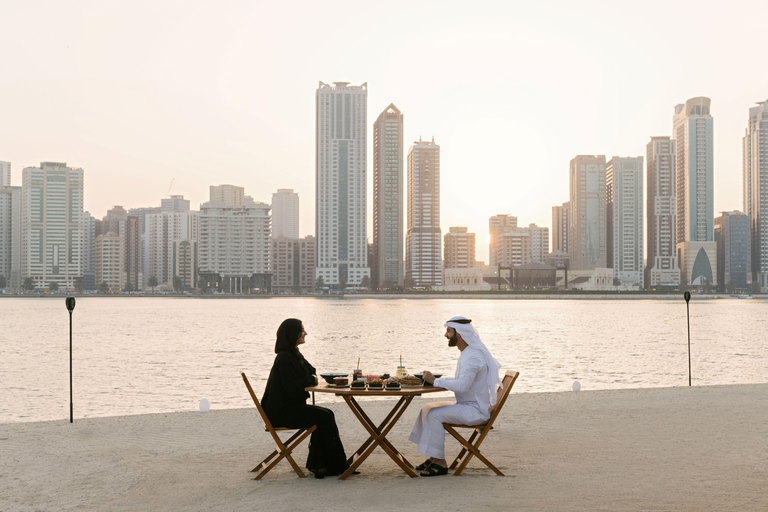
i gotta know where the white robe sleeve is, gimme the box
[433,350,485,393]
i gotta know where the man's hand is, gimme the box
[422,371,436,385]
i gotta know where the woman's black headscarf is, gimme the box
[275,318,303,354]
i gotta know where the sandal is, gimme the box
[415,459,432,471]
[420,463,448,477]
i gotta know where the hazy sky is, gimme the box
[2,0,766,263]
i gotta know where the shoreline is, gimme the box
[3,383,767,511]
[1,292,763,300]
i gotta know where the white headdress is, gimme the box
[444,316,503,405]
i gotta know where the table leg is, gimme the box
[339,395,418,479]
[348,396,407,462]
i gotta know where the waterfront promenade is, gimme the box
[2,384,766,511]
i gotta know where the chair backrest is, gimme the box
[241,371,277,433]
[486,370,519,427]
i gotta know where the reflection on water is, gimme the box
[1,297,767,422]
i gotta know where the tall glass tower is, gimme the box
[743,100,768,291]
[372,104,403,289]
[315,81,370,288]
[673,97,716,286]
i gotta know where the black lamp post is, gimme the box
[65,296,76,423]
[684,291,691,386]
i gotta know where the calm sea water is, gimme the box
[2,296,767,423]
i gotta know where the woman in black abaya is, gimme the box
[261,318,351,479]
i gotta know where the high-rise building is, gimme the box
[372,104,404,289]
[97,206,140,291]
[271,236,316,294]
[21,162,84,290]
[0,184,21,292]
[743,100,768,291]
[145,197,198,289]
[95,233,123,292]
[81,211,96,291]
[198,190,271,294]
[569,155,606,270]
[552,202,569,255]
[173,240,197,290]
[210,185,245,207]
[489,215,517,269]
[406,137,442,287]
[673,97,716,286]
[646,137,680,288]
[525,223,549,264]
[161,195,190,212]
[1,161,10,187]
[499,230,531,268]
[606,157,644,287]
[315,81,370,288]
[444,227,476,270]
[715,211,751,293]
[271,188,299,239]
[128,205,161,289]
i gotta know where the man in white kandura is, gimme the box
[409,316,502,477]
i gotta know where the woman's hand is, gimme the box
[313,375,319,385]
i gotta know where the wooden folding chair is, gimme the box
[241,371,317,480]
[443,370,519,476]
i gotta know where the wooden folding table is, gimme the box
[305,383,446,479]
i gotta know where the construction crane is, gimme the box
[166,178,174,197]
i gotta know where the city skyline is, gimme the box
[2,1,768,264]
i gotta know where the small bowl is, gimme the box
[319,372,349,384]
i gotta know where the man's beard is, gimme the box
[448,333,459,347]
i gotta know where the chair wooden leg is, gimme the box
[449,429,479,470]
[253,427,315,480]
[445,425,504,476]
[252,429,306,471]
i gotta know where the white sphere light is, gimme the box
[572,380,581,392]
[199,398,210,412]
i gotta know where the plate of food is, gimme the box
[367,377,384,389]
[327,383,349,388]
[399,375,424,387]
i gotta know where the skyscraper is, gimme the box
[315,81,370,288]
[21,162,84,290]
[715,211,751,293]
[95,233,123,292]
[145,197,198,289]
[489,214,517,269]
[271,188,299,239]
[97,206,140,291]
[372,104,404,289]
[673,97,716,286]
[743,100,768,291]
[81,211,96,291]
[646,137,680,288]
[210,185,245,207]
[406,137,442,287]
[198,189,271,293]
[0,161,10,187]
[444,227,476,270]
[606,156,644,287]
[551,202,569,255]
[569,155,607,270]
[0,181,21,292]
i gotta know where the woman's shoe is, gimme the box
[314,468,329,479]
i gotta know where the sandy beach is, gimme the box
[2,384,767,511]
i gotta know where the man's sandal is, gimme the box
[415,459,432,471]
[419,463,448,477]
